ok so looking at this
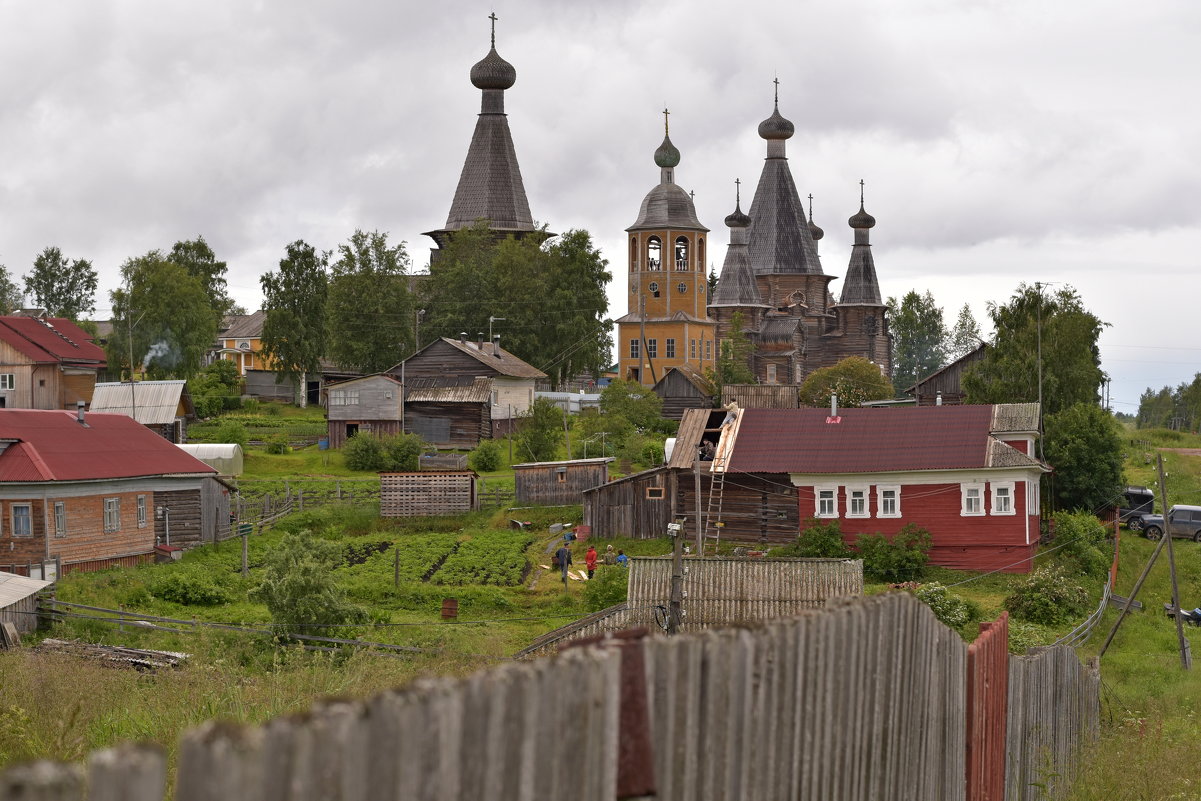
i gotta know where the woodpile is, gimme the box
[35,638,188,670]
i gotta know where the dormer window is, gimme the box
[647,237,662,271]
[674,237,689,271]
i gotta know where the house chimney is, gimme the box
[459,332,467,345]
[936,390,943,407]
[76,400,86,425]
[477,333,485,350]
[493,334,502,358]
[830,394,838,417]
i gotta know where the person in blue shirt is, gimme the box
[615,550,629,567]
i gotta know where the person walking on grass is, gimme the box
[555,542,572,588]
[585,544,598,579]
[616,550,629,567]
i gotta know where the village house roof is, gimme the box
[0,316,106,366]
[221,310,266,340]
[419,337,547,380]
[512,457,615,469]
[0,410,215,482]
[653,364,714,397]
[90,380,195,425]
[724,405,1046,474]
[405,376,492,403]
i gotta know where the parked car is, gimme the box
[1119,486,1156,530]
[1139,504,1201,541]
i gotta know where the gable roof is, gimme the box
[403,337,547,379]
[0,410,215,482]
[221,310,266,340]
[725,405,1045,474]
[653,364,714,397]
[90,380,195,425]
[405,376,491,403]
[0,316,106,366]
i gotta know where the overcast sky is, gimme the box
[2,0,1198,411]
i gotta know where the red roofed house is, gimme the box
[0,409,230,575]
[0,316,107,410]
[721,402,1048,572]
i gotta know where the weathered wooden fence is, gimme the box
[0,593,1099,801]
[967,613,1010,801]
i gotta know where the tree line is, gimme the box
[1136,375,1201,431]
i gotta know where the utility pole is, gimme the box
[694,458,703,556]
[1035,281,1043,462]
[1158,455,1191,669]
[639,296,656,385]
[667,519,684,635]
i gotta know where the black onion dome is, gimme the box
[470,47,517,90]
[725,201,751,229]
[757,103,795,140]
[849,203,876,229]
[654,134,681,168]
[809,219,825,241]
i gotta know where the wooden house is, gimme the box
[0,316,106,410]
[404,377,491,449]
[582,467,674,538]
[380,471,477,517]
[212,310,268,377]
[513,458,613,506]
[89,380,195,442]
[0,409,228,574]
[393,336,546,435]
[905,343,988,406]
[652,364,715,420]
[326,374,405,448]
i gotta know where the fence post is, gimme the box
[242,529,249,579]
[298,490,304,512]
[337,480,342,500]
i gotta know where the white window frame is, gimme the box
[54,501,67,538]
[646,339,658,358]
[1027,479,1040,514]
[630,339,640,359]
[846,486,869,518]
[0,374,13,390]
[815,485,838,518]
[137,495,148,528]
[11,504,32,538]
[104,497,121,532]
[991,482,1015,516]
[877,485,901,518]
[666,338,676,358]
[961,483,985,516]
[766,364,777,384]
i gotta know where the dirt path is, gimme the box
[1157,448,1201,456]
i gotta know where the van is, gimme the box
[1119,486,1155,530]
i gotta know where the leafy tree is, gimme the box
[0,264,22,314]
[260,240,329,397]
[1136,374,1201,431]
[343,432,387,471]
[420,223,611,386]
[516,396,563,462]
[382,433,424,471]
[946,303,982,360]
[887,290,947,391]
[107,251,220,379]
[22,246,98,320]
[251,529,368,637]
[798,356,894,407]
[326,230,414,374]
[468,439,503,472]
[777,518,853,558]
[854,524,932,583]
[962,284,1106,417]
[711,310,755,394]
[169,237,234,316]
[707,267,719,297]
[599,379,663,431]
[190,360,243,417]
[1043,402,1123,512]
[573,407,632,458]
[213,419,248,447]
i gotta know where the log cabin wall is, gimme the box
[675,471,799,545]
[405,402,488,449]
[513,461,609,506]
[582,467,673,539]
[153,488,205,548]
[401,340,501,380]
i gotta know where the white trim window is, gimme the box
[0,374,13,390]
[846,486,869,518]
[54,501,67,538]
[815,486,838,518]
[991,482,1015,515]
[104,497,121,532]
[877,485,901,518]
[137,495,148,528]
[1027,480,1040,515]
[961,483,985,516]
[329,389,359,406]
[11,504,32,538]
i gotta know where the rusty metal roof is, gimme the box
[726,405,1045,474]
[405,376,491,403]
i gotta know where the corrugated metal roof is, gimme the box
[512,457,614,469]
[0,410,215,482]
[726,405,1041,474]
[0,571,51,608]
[91,381,189,425]
[405,376,491,403]
[0,316,106,365]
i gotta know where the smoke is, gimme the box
[142,339,179,371]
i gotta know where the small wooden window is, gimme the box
[556,468,567,484]
[646,487,665,500]
[54,502,66,538]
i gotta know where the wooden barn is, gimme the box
[0,315,106,410]
[380,471,478,517]
[582,467,674,539]
[905,342,988,406]
[513,458,613,506]
[403,377,491,449]
[326,374,404,449]
[721,384,801,409]
[652,365,714,420]
[0,571,51,637]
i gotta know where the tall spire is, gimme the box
[747,79,823,275]
[629,110,704,231]
[426,14,542,250]
[840,180,883,305]
[711,180,766,308]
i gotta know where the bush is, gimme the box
[469,439,502,473]
[381,433,423,472]
[251,529,369,637]
[913,582,980,630]
[261,401,284,417]
[241,398,260,415]
[264,433,290,455]
[1049,510,1110,579]
[344,433,386,471]
[1003,564,1090,625]
[213,420,248,448]
[855,524,931,582]
[778,519,853,558]
[150,571,233,606]
[583,566,629,611]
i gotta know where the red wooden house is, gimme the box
[723,403,1048,572]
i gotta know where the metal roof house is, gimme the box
[0,315,106,411]
[90,380,195,442]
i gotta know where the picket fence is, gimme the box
[0,592,1098,801]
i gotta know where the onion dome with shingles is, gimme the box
[808,201,824,241]
[840,190,883,306]
[724,200,751,229]
[654,134,681,168]
[849,203,876,229]
[470,46,517,90]
[628,113,706,231]
[758,102,795,140]
[711,186,766,308]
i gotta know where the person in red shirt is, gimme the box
[585,544,598,579]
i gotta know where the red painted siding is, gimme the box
[795,480,1037,573]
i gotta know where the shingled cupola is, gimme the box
[709,179,769,344]
[424,13,551,259]
[834,180,891,376]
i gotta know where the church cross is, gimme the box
[736,178,741,205]
[808,192,813,219]
[773,76,780,105]
[662,106,670,135]
[859,179,865,205]
[489,12,498,47]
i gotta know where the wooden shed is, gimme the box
[403,377,491,449]
[0,571,51,636]
[582,467,673,538]
[380,471,478,517]
[905,342,988,406]
[721,384,801,409]
[326,374,404,449]
[652,365,715,420]
[513,458,613,506]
